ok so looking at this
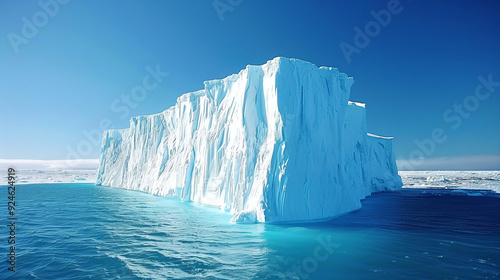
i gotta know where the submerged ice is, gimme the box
[96,57,402,223]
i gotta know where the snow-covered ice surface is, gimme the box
[400,170,500,194]
[97,57,402,223]
[6,169,97,185]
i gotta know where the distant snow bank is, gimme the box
[0,159,98,185]
[2,169,97,185]
[400,170,500,193]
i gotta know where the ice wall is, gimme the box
[96,57,402,223]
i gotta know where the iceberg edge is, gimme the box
[97,57,402,223]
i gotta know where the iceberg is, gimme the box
[96,57,402,223]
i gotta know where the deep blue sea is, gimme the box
[1,184,499,279]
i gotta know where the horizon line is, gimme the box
[1,156,499,171]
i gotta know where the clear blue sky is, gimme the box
[1,0,499,170]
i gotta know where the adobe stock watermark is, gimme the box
[213,0,243,21]
[291,235,340,279]
[7,0,70,54]
[398,74,499,170]
[339,0,406,64]
[65,65,169,166]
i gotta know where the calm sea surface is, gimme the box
[1,183,499,279]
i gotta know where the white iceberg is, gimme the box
[96,57,402,223]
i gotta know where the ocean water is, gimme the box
[1,183,499,280]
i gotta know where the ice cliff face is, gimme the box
[96,57,402,223]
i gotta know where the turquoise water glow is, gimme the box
[1,184,499,279]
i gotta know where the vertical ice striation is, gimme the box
[96,57,402,223]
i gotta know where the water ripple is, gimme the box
[0,184,498,279]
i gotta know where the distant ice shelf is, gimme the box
[10,169,97,185]
[96,57,402,223]
[400,170,500,194]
